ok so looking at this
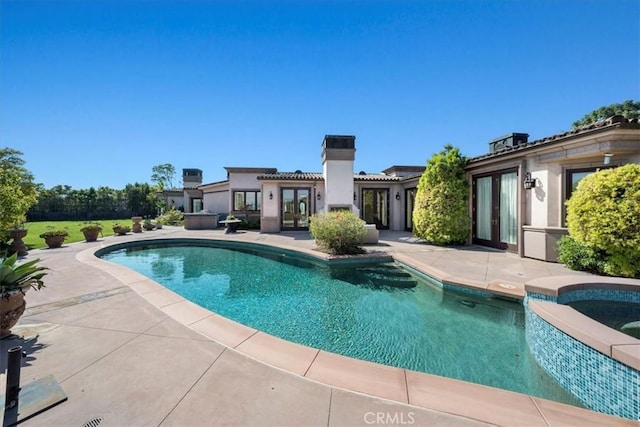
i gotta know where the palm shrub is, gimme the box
[561,163,640,278]
[309,210,366,255]
[412,145,470,245]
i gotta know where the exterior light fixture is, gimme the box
[269,191,273,200]
[395,192,401,201]
[353,191,357,201]
[523,172,536,190]
[316,192,321,201]
[604,153,613,165]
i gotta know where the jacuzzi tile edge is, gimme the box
[525,295,640,421]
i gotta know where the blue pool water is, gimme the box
[100,241,581,407]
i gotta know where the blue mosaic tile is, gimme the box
[558,289,640,304]
[526,292,558,303]
[526,306,640,421]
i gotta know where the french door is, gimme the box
[362,189,389,229]
[281,188,310,230]
[405,188,416,231]
[472,170,518,250]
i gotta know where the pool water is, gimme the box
[101,242,581,407]
[568,300,640,339]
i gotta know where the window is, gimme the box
[233,191,261,211]
[564,167,613,226]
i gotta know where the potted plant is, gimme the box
[142,219,155,231]
[0,253,47,338]
[80,223,103,242]
[112,224,131,236]
[155,218,163,230]
[39,229,69,249]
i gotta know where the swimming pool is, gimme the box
[99,240,581,407]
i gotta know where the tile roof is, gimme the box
[470,115,640,162]
[258,172,324,180]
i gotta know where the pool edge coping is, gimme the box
[78,237,636,426]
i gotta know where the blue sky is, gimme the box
[2,0,639,189]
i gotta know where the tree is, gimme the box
[0,148,38,242]
[151,163,176,190]
[412,145,470,245]
[124,183,156,216]
[572,100,640,129]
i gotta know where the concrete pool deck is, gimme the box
[2,226,637,426]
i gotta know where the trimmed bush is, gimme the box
[412,145,470,245]
[562,163,640,278]
[309,210,366,255]
[158,207,184,226]
[557,235,606,275]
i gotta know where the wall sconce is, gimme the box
[269,191,273,200]
[353,191,357,201]
[395,192,401,201]
[603,153,613,165]
[316,192,321,201]
[523,172,536,190]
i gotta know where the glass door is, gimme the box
[362,189,389,229]
[405,188,416,231]
[281,188,310,230]
[472,170,518,250]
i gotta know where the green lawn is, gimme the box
[22,219,136,249]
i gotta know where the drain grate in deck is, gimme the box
[82,417,103,427]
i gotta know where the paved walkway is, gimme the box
[1,227,633,426]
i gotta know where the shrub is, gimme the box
[562,163,640,278]
[80,223,103,233]
[557,236,606,275]
[412,145,470,245]
[39,229,69,239]
[157,207,184,226]
[309,210,366,255]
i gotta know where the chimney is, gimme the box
[182,168,203,188]
[321,135,356,211]
[488,133,529,154]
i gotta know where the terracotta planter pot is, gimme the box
[83,230,100,242]
[0,291,26,338]
[44,235,65,248]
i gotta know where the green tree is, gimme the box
[0,148,38,241]
[572,100,640,129]
[151,163,176,190]
[562,164,640,277]
[124,183,156,216]
[412,145,470,245]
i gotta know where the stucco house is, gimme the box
[180,116,639,262]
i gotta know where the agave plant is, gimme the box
[0,253,48,297]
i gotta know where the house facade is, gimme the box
[187,116,639,262]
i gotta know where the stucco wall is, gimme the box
[322,160,354,211]
[202,190,228,214]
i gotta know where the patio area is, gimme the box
[1,227,635,426]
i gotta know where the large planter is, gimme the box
[132,217,143,233]
[43,235,65,249]
[0,291,26,338]
[83,230,100,242]
[113,226,130,236]
[8,229,28,256]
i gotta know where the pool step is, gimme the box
[330,265,417,289]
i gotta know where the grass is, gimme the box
[22,219,140,249]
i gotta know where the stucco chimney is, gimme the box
[321,135,355,211]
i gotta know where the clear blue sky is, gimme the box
[2,0,639,189]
